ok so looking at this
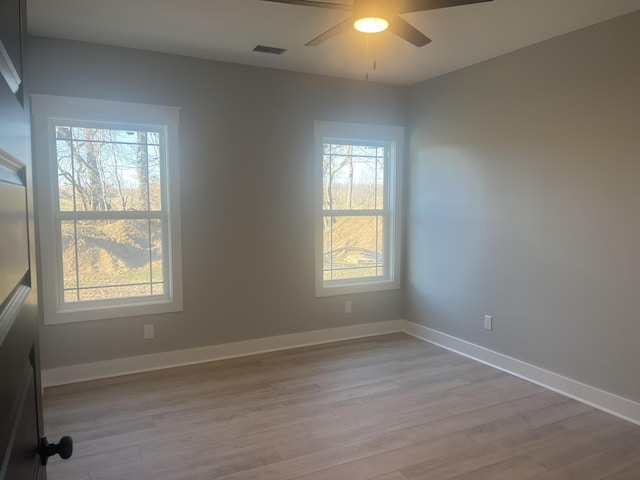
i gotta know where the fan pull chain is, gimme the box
[365,34,370,80]
[367,59,377,80]
[364,33,379,80]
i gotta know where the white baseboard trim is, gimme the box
[401,320,640,426]
[41,319,405,388]
[42,318,640,426]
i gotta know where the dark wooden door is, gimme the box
[0,0,47,478]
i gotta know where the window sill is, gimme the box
[315,279,400,297]
[43,297,183,325]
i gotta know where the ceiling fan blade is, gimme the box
[261,0,351,11]
[387,16,431,47]
[305,17,354,46]
[396,0,493,14]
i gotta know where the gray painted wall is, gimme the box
[406,11,640,402]
[28,37,406,369]
[29,10,640,405]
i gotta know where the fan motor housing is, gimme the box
[353,0,397,20]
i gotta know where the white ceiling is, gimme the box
[27,0,640,86]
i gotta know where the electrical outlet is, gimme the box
[144,324,154,339]
[345,301,352,314]
[484,315,493,331]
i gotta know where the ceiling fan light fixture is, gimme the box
[353,16,389,33]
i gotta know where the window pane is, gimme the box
[60,219,164,303]
[150,219,165,294]
[60,221,78,295]
[56,139,75,211]
[323,215,384,280]
[376,215,386,277]
[54,125,162,212]
[147,144,162,211]
[79,285,152,301]
[64,290,79,303]
[322,143,385,211]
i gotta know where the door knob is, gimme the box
[39,436,73,465]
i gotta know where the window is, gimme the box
[314,121,403,296]
[32,95,182,324]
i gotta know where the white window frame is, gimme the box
[31,95,183,324]
[314,121,403,297]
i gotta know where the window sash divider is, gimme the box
[64,281,164,292]
[56,211,165,221]
[322,209,385,217]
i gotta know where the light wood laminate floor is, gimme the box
[44,333,640,480]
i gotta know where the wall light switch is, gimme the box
[144,324,154,339]
[484,315,493,331]
[345,301,352,314]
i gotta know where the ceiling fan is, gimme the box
[261,0,494,47]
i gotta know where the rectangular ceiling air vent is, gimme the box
[253,45,287,55]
